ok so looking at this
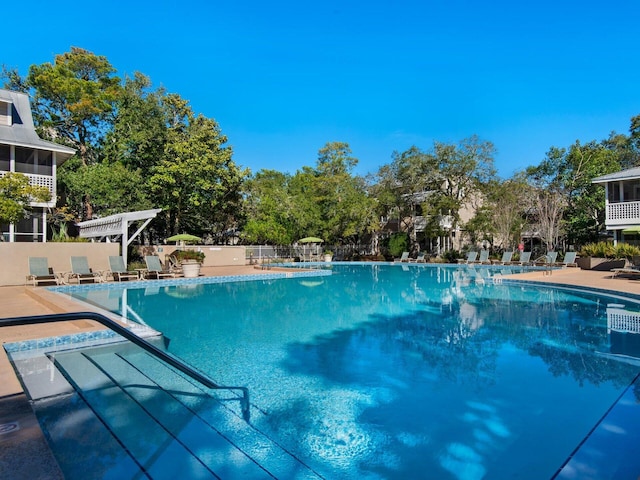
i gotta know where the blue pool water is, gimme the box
[61,264,640,479]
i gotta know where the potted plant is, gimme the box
[324,250,333,262]
[576,242,635,270]
[172,249,205,277]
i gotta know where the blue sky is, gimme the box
[5,1,640,178]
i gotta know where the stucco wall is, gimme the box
[138,245,247,267]
[0,243,119,286]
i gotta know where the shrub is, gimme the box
[172,249,205,263]
[388,233,409,258]
[579,242,640,259]
[442,250,462,263]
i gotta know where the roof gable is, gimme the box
[592,167,640,184]
[0,89,76,162]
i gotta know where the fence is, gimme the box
[244,244,376,263]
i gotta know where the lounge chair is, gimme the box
[69,256,103,284]
[473,250,490,264]
[611,255,640,278]
[144,255,175,279]
[396,252,410,263]
[166,254,184,276]
[108,256,139,282]
[410,252,426,263]
[611,266,640,278]
[491,251,513,265]
[555,251,577,267]
[532,251,558,266]
[458,251,478,264]
[509,251,531,265]
[26,257,59,286]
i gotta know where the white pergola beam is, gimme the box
[77,209,162,266]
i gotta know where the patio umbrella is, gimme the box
[166,233,202,244]
[622,226,640,234]
[298,236,323,243]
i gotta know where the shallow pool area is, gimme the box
[8,263,640,479]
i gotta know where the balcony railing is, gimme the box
[607,201,640,226]
[0,170,55,200]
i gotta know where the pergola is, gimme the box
[76,209,162,265]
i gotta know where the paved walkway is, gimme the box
[0,264,638,478]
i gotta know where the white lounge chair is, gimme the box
[410,252,426,263]
[396,252,410,262]
[473,250,490,264]
[458,251,478,264]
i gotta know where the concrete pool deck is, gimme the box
[0,264,639,478]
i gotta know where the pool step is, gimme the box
[50,345,319,479]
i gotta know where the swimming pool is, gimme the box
[47,264,640,478]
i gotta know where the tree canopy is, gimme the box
[4,47,640,252]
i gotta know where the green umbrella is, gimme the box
[166,233,202,243]
[622,226,640,234]
[298,236,323,243]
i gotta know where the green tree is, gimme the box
[0,172,51,226]
[312,142,377,244]
[372,146,436,252]
[103,72,167,176]
[58,160,151,218]
[21,47,121,165]
[526,141,621,247]
[149,97,248,238]
[242,170,294,245]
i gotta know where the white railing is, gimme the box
[0,171,55,199]
[607,306,640,334]
[607,201,640,226]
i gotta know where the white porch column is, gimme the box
[42,210,47,243]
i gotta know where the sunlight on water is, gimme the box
[65,264,640,479]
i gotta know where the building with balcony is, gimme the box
[593,167,640,244]
[0,89,76,241]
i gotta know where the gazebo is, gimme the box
[76,209,162,265]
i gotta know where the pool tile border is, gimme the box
[48,269,333,293]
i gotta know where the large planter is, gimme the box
[181,260,201,278]
[576,257,626,271]
[324,254,333,262]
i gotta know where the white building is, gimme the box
[592,167,640,244]
[0,89,76,241]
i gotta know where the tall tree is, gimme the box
[242,170,294,244]
[312,142,377,244]
[23,47,121,166]
[148,97,248,238]
[527,141,621,247]
[103,72,167,176]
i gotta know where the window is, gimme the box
[0,100,10,126]
[14,147,52,175]
[608,183,621,202]
[15,146,35,174]
[14,211,44,242]
[622,181,640,202]
[0,145,9,171]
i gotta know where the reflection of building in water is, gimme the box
[607,304,640,358]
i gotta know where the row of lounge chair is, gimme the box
[26,255,178,286]
[457,250,578,267]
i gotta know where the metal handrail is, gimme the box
[1,312,251,420]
